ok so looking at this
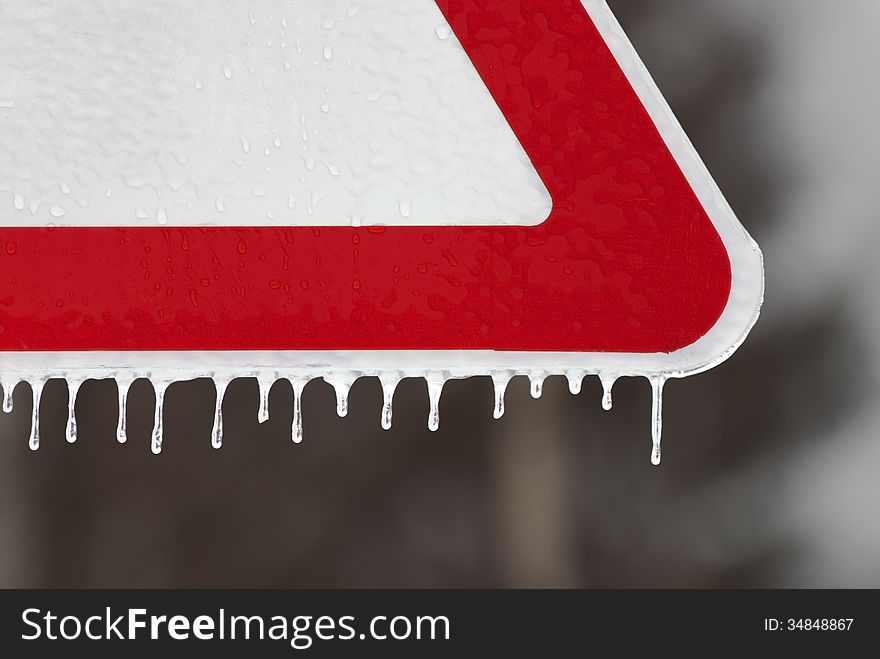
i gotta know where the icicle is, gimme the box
[65,379,82,443]
[427,379,443,432]
[650,377,665,466]
[329,379,351,418]
[380,377,398,431]
[567,371,583,395]
[600,374,616,411]
[28,379,44,451]
[211,378,228,449]
[530,374,544,399]
[151,381,169,455]
[2,379,14,413]
[257,375,274,424]
[492,375,509,420]
[116,378,131,443]
[290,379,304,443]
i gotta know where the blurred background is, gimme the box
[1,0,879,588]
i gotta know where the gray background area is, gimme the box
[1,0,878,587]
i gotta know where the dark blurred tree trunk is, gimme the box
[490,381,577,587]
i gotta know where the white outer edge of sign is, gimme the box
[0,0,764,386]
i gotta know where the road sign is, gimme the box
[0,0,763,461]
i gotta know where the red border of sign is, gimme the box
[1,0,751,359]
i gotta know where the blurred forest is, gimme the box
[1,0,879,587]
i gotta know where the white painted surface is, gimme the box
[0,0,550,227]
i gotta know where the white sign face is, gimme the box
[0,0,551,228]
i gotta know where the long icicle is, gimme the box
[116,378,131,443]
[291,379,304,443]
[151,381,168,455]
[257,375,274,424]
[380,377,398,431]
[650,376,666,466]
[28,379,44,451]
[65,379,82,443]
[212,378,229,449]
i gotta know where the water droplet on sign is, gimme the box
[399,198,412,217]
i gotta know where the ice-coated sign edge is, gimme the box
[0,1,764,463]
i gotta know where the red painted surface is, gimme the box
[0,0,731,353]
